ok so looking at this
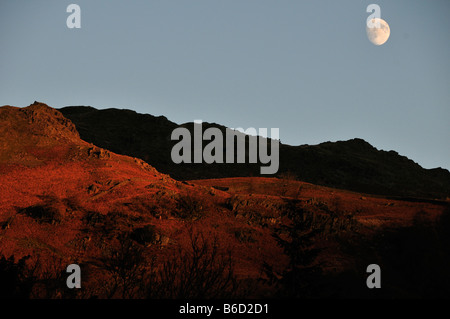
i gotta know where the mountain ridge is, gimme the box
[58,105,450,199]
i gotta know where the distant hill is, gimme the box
[60,106,450,199]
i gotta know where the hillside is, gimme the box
[1,102,449,299]
[60,106,450,199]
[0,102,288,298]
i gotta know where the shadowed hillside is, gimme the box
[60,106,450,199]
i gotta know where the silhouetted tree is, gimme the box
[264,200,322,297]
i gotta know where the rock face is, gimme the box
[87,146,110,159]
[24,102,80,139]
[0,102,82,165]
[0,102,165,176]
[0,102,80,142]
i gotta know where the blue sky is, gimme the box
[1,0,449,169]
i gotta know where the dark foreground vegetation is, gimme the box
[2,201,450,299]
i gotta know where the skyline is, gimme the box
[1,0,449,170]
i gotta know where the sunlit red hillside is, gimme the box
[1,102,449,298]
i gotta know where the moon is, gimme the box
[366,18,390,46]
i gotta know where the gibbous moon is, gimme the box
[366,18,390,46]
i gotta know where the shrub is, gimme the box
[83,211,105,227]
[1,216,14,230]
[130,225,157,246]
[0,255,37,298]
[101,237,147,299]
[17,195,65,225]
[234,228,256,243]
[19,204,62,225]
[173,194,204,220]
[146,230,239,299]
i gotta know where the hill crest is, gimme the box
[59,105,450,199]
